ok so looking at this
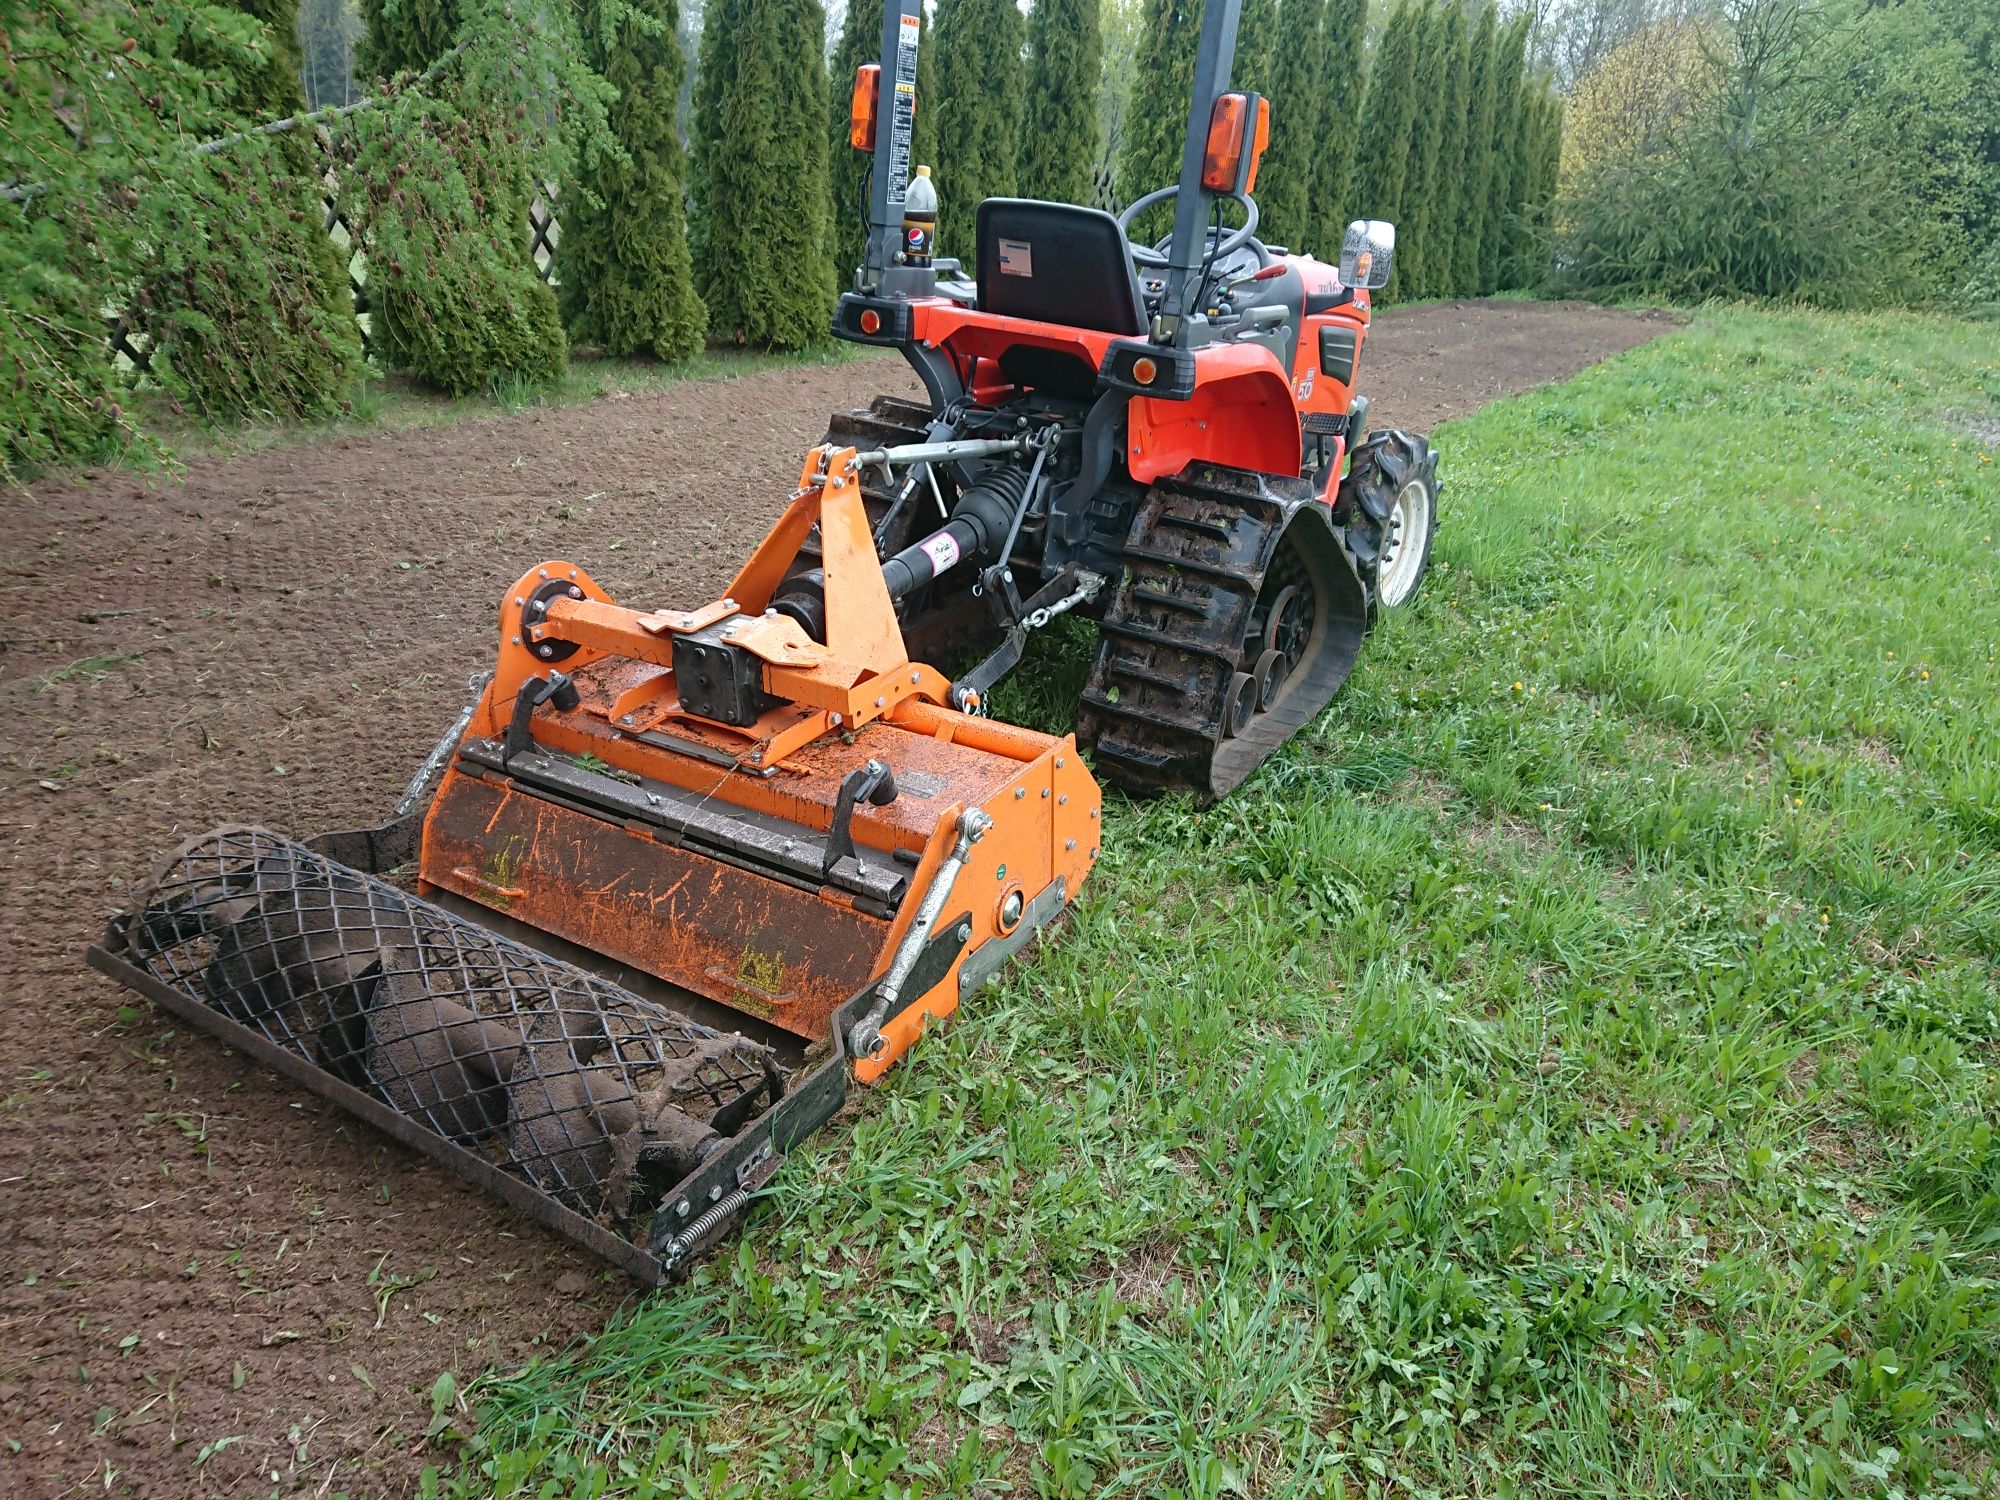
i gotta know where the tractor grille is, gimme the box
[113,827,782,1237]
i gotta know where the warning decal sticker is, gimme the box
[998,238,1034,277]
[918,530,961,574]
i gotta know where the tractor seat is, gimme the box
[975,199,1148,338]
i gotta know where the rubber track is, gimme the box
[1076,465,1366,801]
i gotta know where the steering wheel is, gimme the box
[1118,185,1267,269]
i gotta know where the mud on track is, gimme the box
[0,298,1673,1496]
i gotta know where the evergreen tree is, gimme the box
[827,0,940,284]
[1455,4,1498,296]
[358,0,460,79]
[1116,0,1200,230]
[689,0,744,277]
[1398,2,1448,297]
[4,2,234,470]
[563,0,706,360]
[1234,0,1278,97]
[1348,0,1420,278]
[1431,1,1471,295]
[194,0,313,119]
[1481,12,1528,293]
[1499,50,1540,287]
[693,0,836,344]
[148,1,362,419]
[1094,0,1148,208]
[932,0,1026,258]
[1513,79,1560,287]
[1257,0,1331,253]
[356,0,614,390]
[1312,0,1367,254]
[1019,0,1103,206]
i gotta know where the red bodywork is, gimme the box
[905,256,1369,499]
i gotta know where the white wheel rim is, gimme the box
[1375,479,1430,608]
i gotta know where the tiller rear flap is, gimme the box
[88,446,1100,1283]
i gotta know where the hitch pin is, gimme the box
[848,806,991,1060]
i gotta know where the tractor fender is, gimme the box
[1126,347,1300,486]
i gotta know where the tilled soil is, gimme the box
[0,297,1673,1497]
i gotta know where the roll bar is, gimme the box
[856,0,1243,349]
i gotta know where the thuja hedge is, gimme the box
[2,2,362,472]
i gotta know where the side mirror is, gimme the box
[1340,219,1395,289]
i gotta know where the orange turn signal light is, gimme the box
[1201,92,1270,195]
[849,64,881,152]
[859,309,882,335]
[1130,356,1159,385]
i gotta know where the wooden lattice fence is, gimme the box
[105,130,560,375]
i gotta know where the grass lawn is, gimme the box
[430,306,2000,1498]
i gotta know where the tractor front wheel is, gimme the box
[1337,429,1438,622]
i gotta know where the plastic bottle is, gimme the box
[902,165,937,267]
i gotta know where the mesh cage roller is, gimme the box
[113,826,784,1238]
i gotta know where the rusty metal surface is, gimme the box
[422,772,889,1040]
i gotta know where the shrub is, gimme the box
[561,0,706,361]
[141,141,364,421]
[1556,0,1987,306]
[931,0,1027,259]
[1952,240,2000,320]
[349,0,612,392]
[358,0,462,80]
[691,0,835,346]
[355,99,567,393]
[143,2,361,422]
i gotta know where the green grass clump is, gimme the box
[431,306,2000,1498]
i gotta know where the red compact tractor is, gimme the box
[827,0,1439,799]
[89,0,1440,1283]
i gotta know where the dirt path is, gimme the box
[0,298,1673,1496]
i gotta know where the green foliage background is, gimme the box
[562,0,707,361]
[1255,0,1331,255]
[145,2,362,422]
[3,0,1584,475]
[350,0,611,390]
[1018,0,1103,208]
[931,0,1027,260]
[1313,0,1367,255]
[1556,0,1998,307]
[1114,0,1201,232]
[1,0,363,473]
[691,0,836,345]
[1454,4,1499,296]
[358,0,460,79]
[1349,3,1417,250]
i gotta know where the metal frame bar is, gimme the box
[1157,0,1242,341]
[85,942,675,1283]
[862,0,926,290]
